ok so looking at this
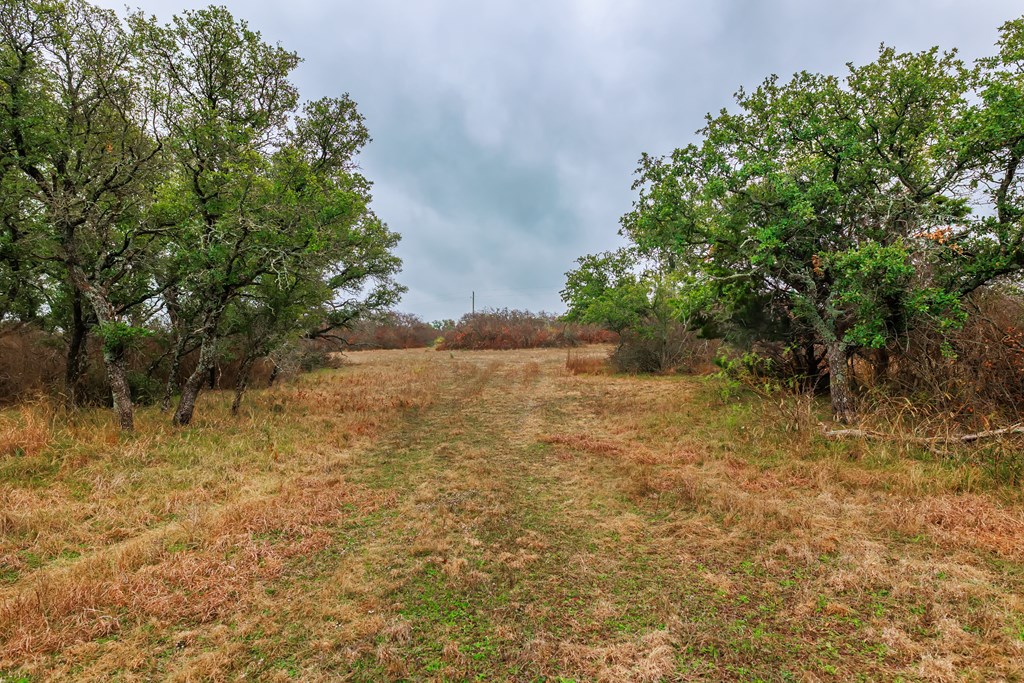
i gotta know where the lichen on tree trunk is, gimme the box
[827,340,856,424]
[103,346,134,431]
[231,353,257,416]
[173,337,217,426]
[64,291,89,407]
[73,272,136,431]
[160,331,188,412]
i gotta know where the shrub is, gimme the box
[0,323,340,406]
[436,309,617,351]
[0,327,64,404]
[882,288,1024,426]
[611,324,718,374]
[339,312,438,350]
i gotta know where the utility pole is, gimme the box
[471,290,475,315]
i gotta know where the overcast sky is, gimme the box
[98,0,1024,321]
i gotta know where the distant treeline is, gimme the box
[434,309,618,351]
[337,309,618,351]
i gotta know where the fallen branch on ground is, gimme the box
[821,423,1024,445]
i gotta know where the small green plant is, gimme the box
[97,321,152,355]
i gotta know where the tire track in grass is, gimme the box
[316,349,689,681]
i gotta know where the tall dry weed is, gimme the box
[0,398,55,458]
[565,350,608,375]
[883,288,1024,426]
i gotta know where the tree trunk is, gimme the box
[827,340,856,424]
[161,331,189,412]
[70,268,136,431]
[231,353,257,416]
[64,291,89,407]
[173,336,217,426]
[874,347,890,382]
[102,345,134,431]
[798,342,818,392]
[160,287,185,411]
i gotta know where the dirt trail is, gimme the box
[256,348,697,681]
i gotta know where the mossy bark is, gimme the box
[827,340,856,424]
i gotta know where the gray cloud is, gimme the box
[98,0,1022,320]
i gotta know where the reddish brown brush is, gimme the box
[336,312,440,350]
[0,328,64,405]
[865,288,1024,428]
[437,309,616,351]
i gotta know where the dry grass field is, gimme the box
[2,346,1024,681]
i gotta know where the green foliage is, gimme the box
[561,249,711,372]
[585,20,1024,418]
[561,249,653,333]
[96,321,151,355]
[0,0,405,425]
[712,350,785,400]
[828,242,917,349]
